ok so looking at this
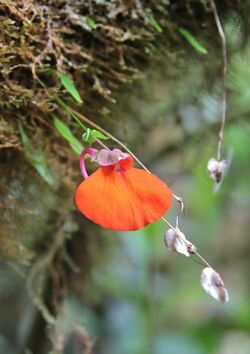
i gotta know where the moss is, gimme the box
[0,0,240,266]
[0,2,245,351]
[0,1,212,161]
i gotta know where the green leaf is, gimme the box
[22,20,29,28]
[82,129,96,145]
[82,128,92,142]
[85,16,97,30]
[82,129,109,144]
[53,115,75,142]
[178,27,207,54]
[53,115,83,155]
[59,73,83,103]
[19,125,54,186]
[69,140,83,155]
[149,15,163,33]
[70,112,88,131]
[91,130,109,140]
[19,124,30,145]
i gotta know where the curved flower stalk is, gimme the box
[67,109,229,303]
[59,106,229,303]
[75,148,172,231]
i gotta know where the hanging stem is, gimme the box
[57,98,182,207]
[161,216,213,269]
[69,108,183,208]
[69,108,151,171]
[92,136,111,150]
[64,107,212,269]
[57,2,228,272]
[210,0,227,161]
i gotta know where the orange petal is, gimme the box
[75,167,172,231]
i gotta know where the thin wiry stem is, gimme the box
[60,100,183,207]
[70,108,151,172]
[210,0,227,161]
[57,3,228,280]
[70,108,183,207]
[93,136,111,150]
[161,216,213,269]
[67,107,213,269]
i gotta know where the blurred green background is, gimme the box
[0,5,250,354]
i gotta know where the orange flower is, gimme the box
[75,148,172,231]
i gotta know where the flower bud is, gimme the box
[164,228,196,257]
[207,158,227,183]
[200,267,229,303]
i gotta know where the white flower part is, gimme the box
[164,228,191,257]
[112,148,128,161]
[97,149,128,166]
[207,158,227,183]
[97,149,118,166]
[200,267,229,303]
[90,150,99,162]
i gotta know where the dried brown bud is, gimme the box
[200,267,229,303]
[164,228,196,257]
[207,158,227,183]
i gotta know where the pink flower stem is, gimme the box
[93,136,111,151]
[79,147,98,179]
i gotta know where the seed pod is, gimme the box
[207,158,227,183]
[200,267,229,303]
[164,228,196,257]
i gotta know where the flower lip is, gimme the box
[97,148,133,169]
[80,147,134,179]
[76,147,172,231]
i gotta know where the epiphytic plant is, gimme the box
[53,0,230,303]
